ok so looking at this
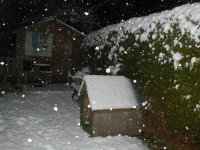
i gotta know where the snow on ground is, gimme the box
[0,84,148,150]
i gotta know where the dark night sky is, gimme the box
[81,0,200,28]
[0,0,199,33]
[0,0,199,56]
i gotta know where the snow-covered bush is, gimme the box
[81,3,200,143]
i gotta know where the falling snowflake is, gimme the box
[95,46,100,50]
[84,12,89,16]
[106,68,111,73]
[28,138,32,142]
[53,105,58,111]
[0,62,4,65]
[133,106,137,109]
[142,101,148,106]
[75,135,79,139]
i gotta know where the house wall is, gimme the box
[91,108,143,137]
[15,19,85,83]
[0,56,17,84]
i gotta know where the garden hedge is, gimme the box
[81,3,200,143]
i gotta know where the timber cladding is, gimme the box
[91,108,143,137]
[80,91,143,137]
[15,18,85,83]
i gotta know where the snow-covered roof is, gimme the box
[80,75,142,110]
[72,71,86,80]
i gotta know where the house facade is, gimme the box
[15,18,85,83]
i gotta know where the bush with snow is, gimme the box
[81,3,200,143]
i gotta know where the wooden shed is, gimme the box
[14,18,85,83]
[79,75,143,137]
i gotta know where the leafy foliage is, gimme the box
[81,20,200,144]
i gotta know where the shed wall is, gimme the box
[91,108,143,137]
[80,90,143,137]
[80,91,92,132]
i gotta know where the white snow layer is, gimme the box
[83,75,141,110]
[84,3,200,47]
[82,3,200,71]
[172,52,183,70]
[0,84,148,150]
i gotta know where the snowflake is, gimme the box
[95,46,100,50]
[84,12,89,16]
[0,62,4,65]
[54,104,58,111]
[106,68,111,73]
[28,138,32,142]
